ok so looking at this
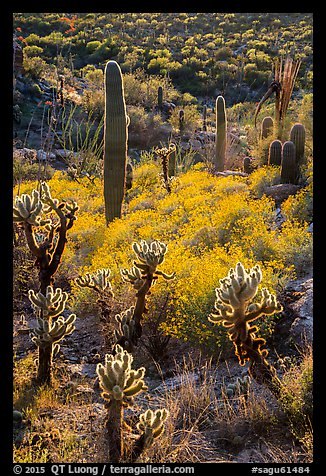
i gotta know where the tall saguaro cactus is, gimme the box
[103,60,129,225]
[214,95,227,172]
[281,140,298,184]
[290,123,306,166]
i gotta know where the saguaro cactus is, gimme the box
[103,60,129,225]
[202,104,207,132]
[96,345,168,462]
[243,156,253,174]
[214,95,227,172]
[179,109,185,132]
[208,262,283,397]
[281,140,298,184]
[29,286,76,384]
[261,116,274,139]
[268,139,282,166]
[290,123,306,166]
[157,86,163,113]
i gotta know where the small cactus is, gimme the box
[268,140,282,166]
[179,109,185,132]
[290,123,306,166]
[214,95,227,172]
[114,306,137,351]
[202,104,207,132]
[243,156,253,174]
[281,140,298,184]
[225,374,251,400]
[156,143,177,193]
[157,86,163,113]
[261,116,274,139]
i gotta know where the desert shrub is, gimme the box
[168,105,201,133]
[248,166,281,198]
[127,105,166,148]
[281,182,313,223]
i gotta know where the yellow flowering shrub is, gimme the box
[13,160,311,351]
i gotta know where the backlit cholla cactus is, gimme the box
[75,268,114,347]
[13,182,78,294]
[28,285,76,385]
[119,240,175,349]
[76,268,113,296]
[209,262,283,396]
[156,143,177,193]
[131,408,169,460]
[96,344,168,463]
[114,306,137,352]
[225,374,251,400]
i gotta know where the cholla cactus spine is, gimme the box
[268,139,282,166]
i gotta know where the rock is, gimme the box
[264,183,300,206]
[68,363,98,379]
[289,278,313,346]
[37,149,56,161]
[215,170,248,177]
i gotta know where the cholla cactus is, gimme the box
[209,262,283,396]
[156,143,177,193]
[97,345,168,462]
[96,344,147,462]
[28,285,76,384]
[121,266,145,290]
[13,189,50,226]
[75,268,113,295]
[114,306,137,351]
[225,374,251,400]
[119,240,175,349]
[13,182,79,294]
[28,286,69,319]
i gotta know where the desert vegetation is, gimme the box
[13,13,313,465]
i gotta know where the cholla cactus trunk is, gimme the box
[168,149,176,177]
[268,139,282,166]
[37,344,53,385]
[106,399,124,463]
[290,123,306,166]
[103,60,128,225]
[261,116,274,139]
[281,141,298,184]
[214,95,227,172]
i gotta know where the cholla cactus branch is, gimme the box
[28,285,69,319]
[114,306,137,352]
[209,262,283,396]
[76,268,113,296]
